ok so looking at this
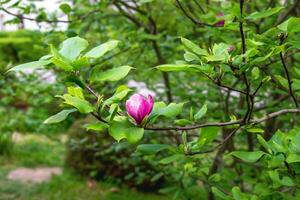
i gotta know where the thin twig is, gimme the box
[0,6,101,23]
[280,50,299,108]
[175,0,212,27]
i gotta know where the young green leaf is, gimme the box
[286,153,300,163]
[50,57,73,71]
[7,60,51,73]
[59,36,88,61]
[58,94,94,113]
[257,135,272,154]
[104,85,131,105]
[211,187,231,200]
[230,151,265,163]
[247,127,264,133]
[59,3,71,14]
[85,122,109,131]
[251,67,260,80]
[136,144,170,155]
[108,116,144,143]
[156,102,185,118]
[278,17,300,34]
[155,64,199,72]
[43,109,77,124]
[159,154,184,165]
[90,66,132,82]
[194,104,207,120]
[85,40,119,58]
[181,37,207,56]
[246,7,283,20]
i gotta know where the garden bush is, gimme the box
[65,117,165,191]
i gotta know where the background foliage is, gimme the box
[1,0,300,199]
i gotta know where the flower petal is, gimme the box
[126,94,148,124]
[136,96,149,124]
[126,94,142,122]
[146,95,154,115]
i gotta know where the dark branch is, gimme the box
[279,46,299,108]
[175,0,212,27]
[145,108,300,131]
[0,6,101,24]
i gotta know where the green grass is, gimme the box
[0,133,169,200]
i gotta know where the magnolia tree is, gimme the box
[3,0,300,199]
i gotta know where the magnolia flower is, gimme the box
[214,13,225,27]
[125,94,154,125]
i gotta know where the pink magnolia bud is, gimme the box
[214,13,225,27]
[125,94,154,125]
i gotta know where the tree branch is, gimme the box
[145,108,300,131]
[0,6,101,23]
[279,45,299,108]
[175,0,213,27]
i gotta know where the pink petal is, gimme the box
[136,97,150,124]
[126,94,142,122]
[146,95,154,115]
[214,20,225,27]
[126,94,149,124]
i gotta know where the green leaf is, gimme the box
[174,119,193,126]
[85,40,119,58]
[268,170,281,188]
[67,86,84,99]
[211,187,231,200]
[230,151,265,163]
[205,43,230,62]
[91,66,132,82]
[59,36,88,61]
[50,57,73,71]
[7,60,51,72]
[268,170,294,187]
[108,116,144,143]
[152,102,185,118]
[58,94,94,113]
[85,122,109,131]
[247,128,264,133]
[198,127,220,145]
[159,154,184,165]
[208,173,221,183]
[292,79,300,91]
[246,7,283,20]
[184,51,200,62]
[257,135,272,154]
[278,17,300,34]
[136,144,170,155]
[281,176,294,187]
[275,75,288,89]
[43,109,76,124]
[194,104,207,120]
[59,3,71,14]
[268,154,285,168]
[104,85,131,105]
[150,172,164,182]
[72,57,89,70]
[181,37,208,56]
[155,64,199,72]
[251,67,260,80]
[286,153,300,163]
[232,187,247,200]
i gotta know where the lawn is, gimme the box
[0,133,169,200]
